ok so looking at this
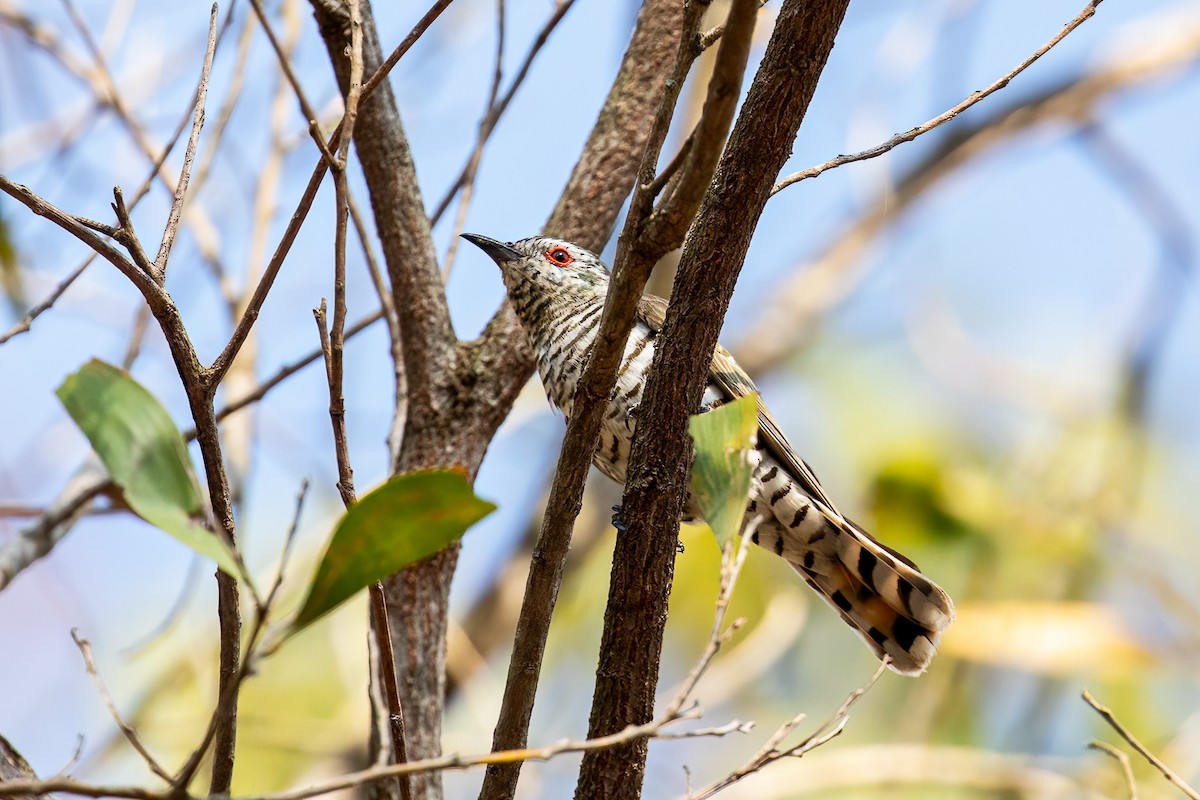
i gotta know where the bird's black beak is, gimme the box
[461,233,522,264]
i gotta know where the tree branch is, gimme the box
[734,8,1200,377]
[686,659,887,799]
[208,0,452,389]
[642,0,759,254]
[71,631,173,784]
[574,2,851,797]
[1083,690,1200,800]
[153,2,217,279]
[476,4,700,798]
[771,0,1106,194]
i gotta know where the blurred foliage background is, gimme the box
[2,0,1199,797]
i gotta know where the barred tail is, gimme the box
[753,517,954,675]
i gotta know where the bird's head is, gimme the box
[461,234,610,294]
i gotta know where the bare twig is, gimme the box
[736,13,1200,378]
[191,9,257,196]
[370,583,411,800]
[70,630,173,783]
[440,0,506,281]
[1083,690,1200,800]
[207,0,453,389]
[687,660,888,800]
[771,0,1106,195]
[1089,741,1140,800]
[0,257,91,345]
[152,2,217,277]
[0,177,157,304]
[305,8,412,788]
[1,530,766,800]
[210,310,383,427]
[428,0,578,227]
[643,0,760,254]
[0,705,743,800]
[111,187,155,275]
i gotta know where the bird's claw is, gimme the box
[611,504,626,533]
[611,504,686,553]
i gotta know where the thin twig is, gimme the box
[191,9,258,196]
[0,89,193,348]
[687,659,889,800]
[771,0,1106,195]
[0,176,156,299]
[154,2,218,277]
[1082,690,1200,800]
[663,517,759,719]
[1089,741,1139,800]
[111,186,155,275]
[428,0,577,226]
[320,6,409,784]
[440,0,506,281]
[324,0,363,506]
[0,257,91,345]
[70,630,173,784]
[370,583,411,800]
[207,0,454,388]
[0,534,771,800]
[0,706,740,800]
[210,310,384,427]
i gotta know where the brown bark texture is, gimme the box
[573,1,853,797]
[310,1,691,798]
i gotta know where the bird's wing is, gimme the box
[636,294,841,514]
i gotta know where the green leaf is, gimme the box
[292,470,496,632]
[56,359,241,578]
[688,395,758,546]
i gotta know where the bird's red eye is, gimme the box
[545,246,574,266]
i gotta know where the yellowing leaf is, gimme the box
[689,395,758,546]
[57,359,241,578]
[292,470,495,632]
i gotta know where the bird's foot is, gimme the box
[612,504,686,553]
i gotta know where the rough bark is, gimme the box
[477,2,695,797]
[573,1,853,797]
[311,2,691,798]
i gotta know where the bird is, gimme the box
[463,233,954,675]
